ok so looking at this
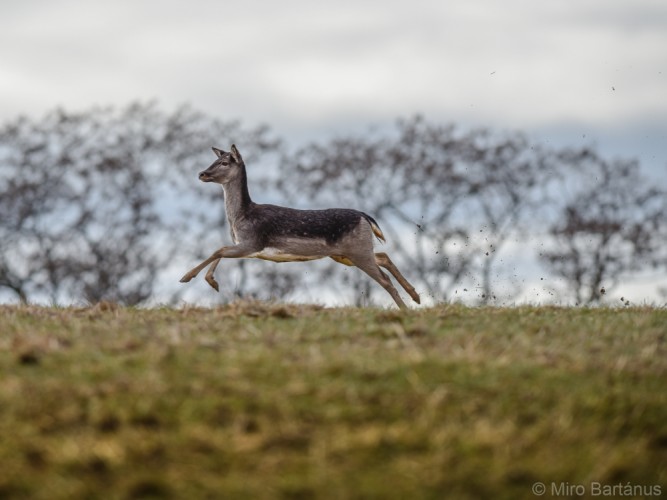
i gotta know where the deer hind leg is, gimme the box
[375,252,420,304]
[345,253,407,310]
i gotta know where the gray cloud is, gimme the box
[1,0,665,161]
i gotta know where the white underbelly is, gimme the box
[248,247,324,263]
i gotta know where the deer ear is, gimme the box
[212,147,225,158]
[230,144,243,163]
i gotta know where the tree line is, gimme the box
[1,102,665,306]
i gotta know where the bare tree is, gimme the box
[0,102,280,305]
[540,149,667,304]
[2,105,663,306]
[278,116,562,305]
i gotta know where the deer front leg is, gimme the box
[204,259,222,291]
[179,244,256,285]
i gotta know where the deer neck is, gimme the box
[221,168,252,222]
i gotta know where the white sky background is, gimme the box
[1,1,665,160]
[1,0,666,305]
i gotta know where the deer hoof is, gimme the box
[206,277,219,292]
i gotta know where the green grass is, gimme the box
[1,302,666,499]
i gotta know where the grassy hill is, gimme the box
[1,303,666,499]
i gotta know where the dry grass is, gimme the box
[1,302,666,499]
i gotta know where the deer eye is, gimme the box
[220,162,229,166]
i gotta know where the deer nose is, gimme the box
[199,169,218,182]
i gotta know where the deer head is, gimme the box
[198,145,245,184]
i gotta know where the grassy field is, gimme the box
[0,302,666,499]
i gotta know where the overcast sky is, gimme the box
[1,0,665,305]
[1,0,665,178]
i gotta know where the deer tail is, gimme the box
[361,213,386,243]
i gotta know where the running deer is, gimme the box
[179,145,420,309]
